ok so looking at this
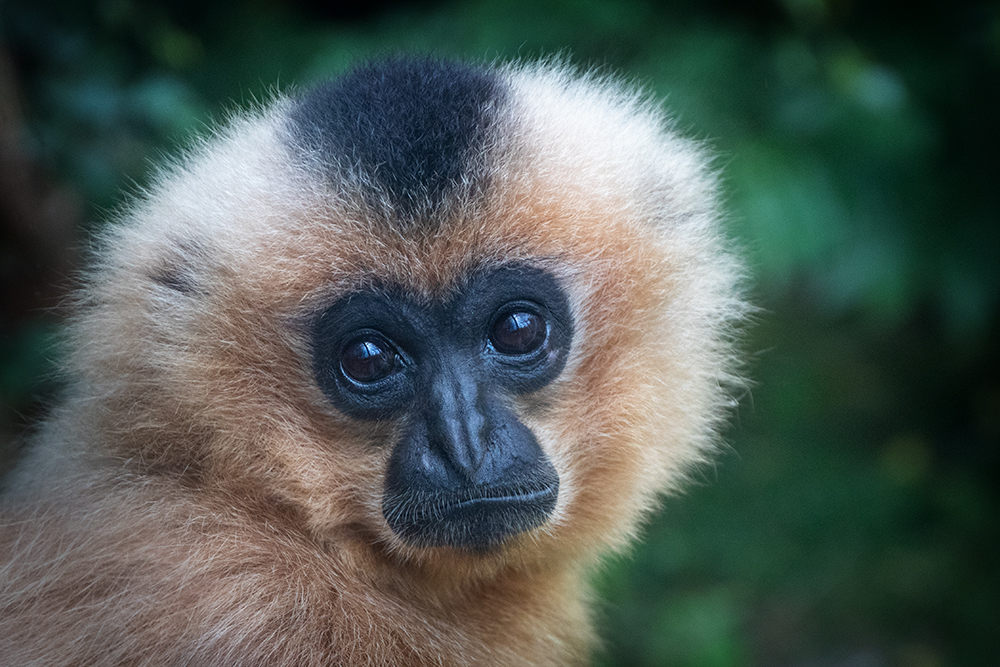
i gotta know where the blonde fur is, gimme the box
[0,60,746,666]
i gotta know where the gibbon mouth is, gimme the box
[383,480,559,551]
[450,485,556,511]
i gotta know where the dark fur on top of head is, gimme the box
[0,57,747,667]
[288,57,504,222]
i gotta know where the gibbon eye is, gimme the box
[490,309,546,355]
[340,335,397,383]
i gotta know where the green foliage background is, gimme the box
[1,1,997,665]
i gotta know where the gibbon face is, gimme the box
[1,57,745,664]
[312,263,571,551]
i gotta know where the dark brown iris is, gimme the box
[490,311,546,355]
[341,336,396,383]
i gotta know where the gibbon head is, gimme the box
[70,57,744,578]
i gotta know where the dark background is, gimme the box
[1,1,998,665]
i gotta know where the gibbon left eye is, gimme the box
[340,335,397,383]
[490,309,546,355]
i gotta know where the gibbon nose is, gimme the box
[425,370,488,479]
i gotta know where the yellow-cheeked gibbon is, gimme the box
[0,57,746,666]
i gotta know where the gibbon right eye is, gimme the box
[340,335,397,383]
[489,309,547,356]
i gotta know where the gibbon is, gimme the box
[0,57,746,666]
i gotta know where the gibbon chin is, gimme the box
[0,57,746,666]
